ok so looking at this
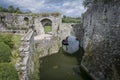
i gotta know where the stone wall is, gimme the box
[16,29,34,80]
[35,36,60,58]
[71,23,84,46]
[0,12,61,36]
[0,12,32,30]
[59,23,73,40]
[34,14,61,36]
[81,0,120,80]
[0,30,26,34]
[59,23,83,45]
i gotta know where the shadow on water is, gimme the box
[39,47,93,80]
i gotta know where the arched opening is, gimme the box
[24,17,29,25]
[41,19,52,34]
[0,16,5,22]
[24,17,29,21]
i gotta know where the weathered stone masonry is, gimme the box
[0,12,61,36]
[81,0,120,80]
[0,12,79,80]
[16,29,34,80]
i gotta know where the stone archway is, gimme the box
[40,18,52,34]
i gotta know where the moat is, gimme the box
[40,47,92,80]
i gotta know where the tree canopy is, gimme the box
[0,5,22,13]
[83,0,92,8]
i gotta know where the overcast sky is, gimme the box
[0,0,86,17]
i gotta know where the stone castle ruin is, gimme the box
[0,1,120,79]
[0,12,61,36]
[0,12,79,80]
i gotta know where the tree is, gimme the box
[63,15,66,18]
[8,5,15,13]
[0,6,8,12]
[0,6,23,13]
[83,0,92,7]
[15,7,22,13]
[0,6,3,12]
[24,10,32,14]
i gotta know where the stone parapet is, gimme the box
[16,29,34,80]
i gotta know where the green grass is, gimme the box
[11,34,23,64]
[0,33,22,64]
[0,63,19,80]
[44,25,52,33]
[12,34,22,49]
[0,42,11,63]
[0,33,22,80]
[62,17,81,23]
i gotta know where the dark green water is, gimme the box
[40,47,92,80]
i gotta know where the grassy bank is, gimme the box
[0,33,22,80]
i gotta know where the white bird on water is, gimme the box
[62,36,79,54]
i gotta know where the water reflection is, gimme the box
[62,36,79,54]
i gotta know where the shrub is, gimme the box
[0,42,11,63]
[41,13,49,17]
[51,12,60,17]
[0,63,19,80]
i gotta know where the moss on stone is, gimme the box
[85,41,92,57]
[31,52,40,80]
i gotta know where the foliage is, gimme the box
[0,34,21,80]
[104,0,113,4]
[0,42,11,63]
[11,34,22,64]
[0,5,22,13]
[8,5,15,13]
[15,7,22,14]
[12,34,22,49]
[0,63,19,80]
[0,33,14,49]
[41,13,49,17]
[83,0,92,8]
[62,15,81,23]
[11,49,20,64]
[0,6,8,12]
[82,0,113,7]
[44,25,52,33]
[51,12,61,17]
[0,33,22,63]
